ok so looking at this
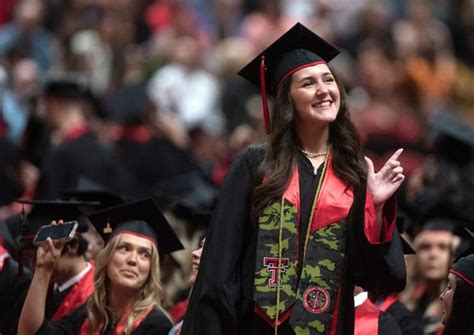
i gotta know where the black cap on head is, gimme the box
[237,22,340,133]
[429,112,474,164]
[451,253,474,287]
[17,199,101,247]
[238,22,339,96]
[104,82,151,125]
[60,177,126,212]
[43,74,100,115]
[86,198,183,254]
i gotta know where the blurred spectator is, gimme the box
[401,221,454,334]
[405,112,474,228]
[1,58,40,143]
[392,0,456,114]
[35,74,118,199]
[147,36,224,134]
[0,0,60,72]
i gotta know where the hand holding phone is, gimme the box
[33,221,79,246]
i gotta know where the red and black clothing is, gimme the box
[182,146,406,335]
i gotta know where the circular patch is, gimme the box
[303,286,330,314]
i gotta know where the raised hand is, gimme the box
[35,220,66,272]
[365,149,405,208]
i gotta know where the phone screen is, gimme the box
[33,221,78,245]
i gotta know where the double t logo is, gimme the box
[263,257,290,287]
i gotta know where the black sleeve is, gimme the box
[181,147,261,335]
[378,311,402,335]
[35,304,86,335]
[386,302,423,335]
[349,191,406,295]
[0,259,32,335]
[135,309,173,335]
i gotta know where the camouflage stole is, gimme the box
[254,153,354,335]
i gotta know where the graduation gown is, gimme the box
[182,146,406,335]
[36,304,172,335]
[0,253,32,335]
[380,295,423,335]
[354,292,401,335]
[36,129,118,199]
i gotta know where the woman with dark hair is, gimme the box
[182,23,407,335]
[18,199,183,335]
[439,253,474,335]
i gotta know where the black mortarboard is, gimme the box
[86,198,183,254]
[429,112,474,164]
[43,74,103,117]
[0,138,24,206]
[238,22,340,133]
[451,253,474,287]
[17,199,101,247]
[104,81,151,125]
[60,177,127,212]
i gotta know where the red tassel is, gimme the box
[259,55,271,134]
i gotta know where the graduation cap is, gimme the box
[104,81,151,125]
[238,22,340,133]
[86,198,183,254]
[429,112,474,164]
[43,74,90,100]
[17,199,101,247]
[60,176,127,212]
[449,229,474,287]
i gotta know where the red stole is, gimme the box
[283,155,354,234]
[79,305,155,335]
[53,262,95,321]
[63,125,90,141]
[354,298,380,335]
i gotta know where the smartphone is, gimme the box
[32,221,79,246]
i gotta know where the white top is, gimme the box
[56,262,92,293]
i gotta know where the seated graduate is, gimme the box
[17,199,100,323]
[18,198,183,335]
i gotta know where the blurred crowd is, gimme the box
[0,0,473,334]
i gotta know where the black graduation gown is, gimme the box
[0,258,32,335]
[36,304,173,335]
[385,301,423,335]
[182,146,406,335]
[36,133,118,199]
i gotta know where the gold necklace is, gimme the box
[297,147,328,158]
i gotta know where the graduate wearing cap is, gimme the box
[18,198,182,335]
[19,200,101,321]
[182,22,407,335]
[401,218,456,335]
[35,74,118,199]
[439,233,474,335]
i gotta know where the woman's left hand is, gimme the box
[365,148,405,208]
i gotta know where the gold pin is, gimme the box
[103,222,112,234]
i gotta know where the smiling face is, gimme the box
[440,273,456,325]
[289,63,341,129]
[189,237,205,286]
[106,233,153,293]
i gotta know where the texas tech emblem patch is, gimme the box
[263,257,290,287]
[303,286,330,314]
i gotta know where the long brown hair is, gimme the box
[251,68,366,217]
[86,234,167,334]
